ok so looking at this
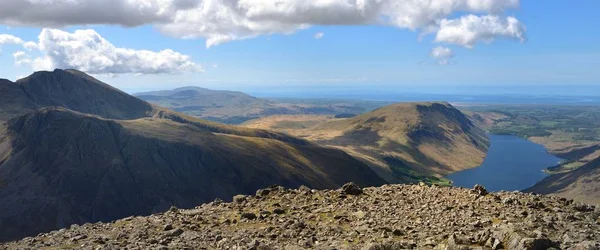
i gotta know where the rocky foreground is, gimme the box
[2,184,599,250]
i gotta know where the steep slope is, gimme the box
[0,107,385,242]
[525,156,600,205]
[2,184,598,249]
[0,69,154,122]
[0,70,386,242]
[244,102,490,183]
[0,79,36,121]
[16,69,154,119]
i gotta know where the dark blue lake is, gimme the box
[446,134,563,192]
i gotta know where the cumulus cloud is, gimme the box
[314,32,324,39]
[12,51,29,65]
[0,0,198,27]
[16,28,202,75]
[22,41,40,50]
[0,0,525,48]
[436,15,526,48]
[430,46,454,65]
[0,34,24,53]
[0,34,23,44]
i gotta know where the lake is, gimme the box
[446,134,563,192]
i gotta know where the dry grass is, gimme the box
[241,102,489,183]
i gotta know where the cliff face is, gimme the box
[1,184,598,249]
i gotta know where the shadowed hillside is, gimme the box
[244,102,490,184]
[0,70,385,242]
[10,69,153,120]
[525,156,600,205]
[0,79,36,121]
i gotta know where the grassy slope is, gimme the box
[525,156,600,205]
[0,70,388,241]
[243,102,489,184]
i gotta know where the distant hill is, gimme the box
[135,87,390,124]
[244,102,490,184]
[0,70,385,242]
[525,156,600,205]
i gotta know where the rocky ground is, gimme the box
[2,183,599,250]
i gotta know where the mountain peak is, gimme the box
[11,69,153,120]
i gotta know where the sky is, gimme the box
[0,0,598,97]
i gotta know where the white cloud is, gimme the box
[23,41,40,50]
[0,34,23,44]
[0,0,525,48]
[430,46,454,65]
[0,33,24,54]
[436,15,526,48]
[15,28,202,75]
[13,51,30,65]
[314,32,324,39]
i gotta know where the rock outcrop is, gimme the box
[3,184,598,249]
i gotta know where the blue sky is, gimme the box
[0,0,598,96]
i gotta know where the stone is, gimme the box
[571,241,599,250]
[241,212,258,220]
[164,228,184,238]
[256,189,271,197]
[3,184,600,249]
[340,182,363,195]
[233,195,248,203]
[472,184,488,196]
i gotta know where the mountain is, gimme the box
[0,70,385,242]
[244,102,490,184]
[135,87,390,124]
[2,184,598,249]
[525,156,600,205]
[0,69,154,121]
[0,79,36,121]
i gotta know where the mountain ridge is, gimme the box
[0,70,386,242]
[135,86,391,124]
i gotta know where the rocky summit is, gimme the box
[2,184,598,250]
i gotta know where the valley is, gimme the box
[243,102,490,185]
[462,105,600,204]
[0,70,598,245]
[0,2,598,248]
[0,70,386,241]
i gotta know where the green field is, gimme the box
[464,105,600,147]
